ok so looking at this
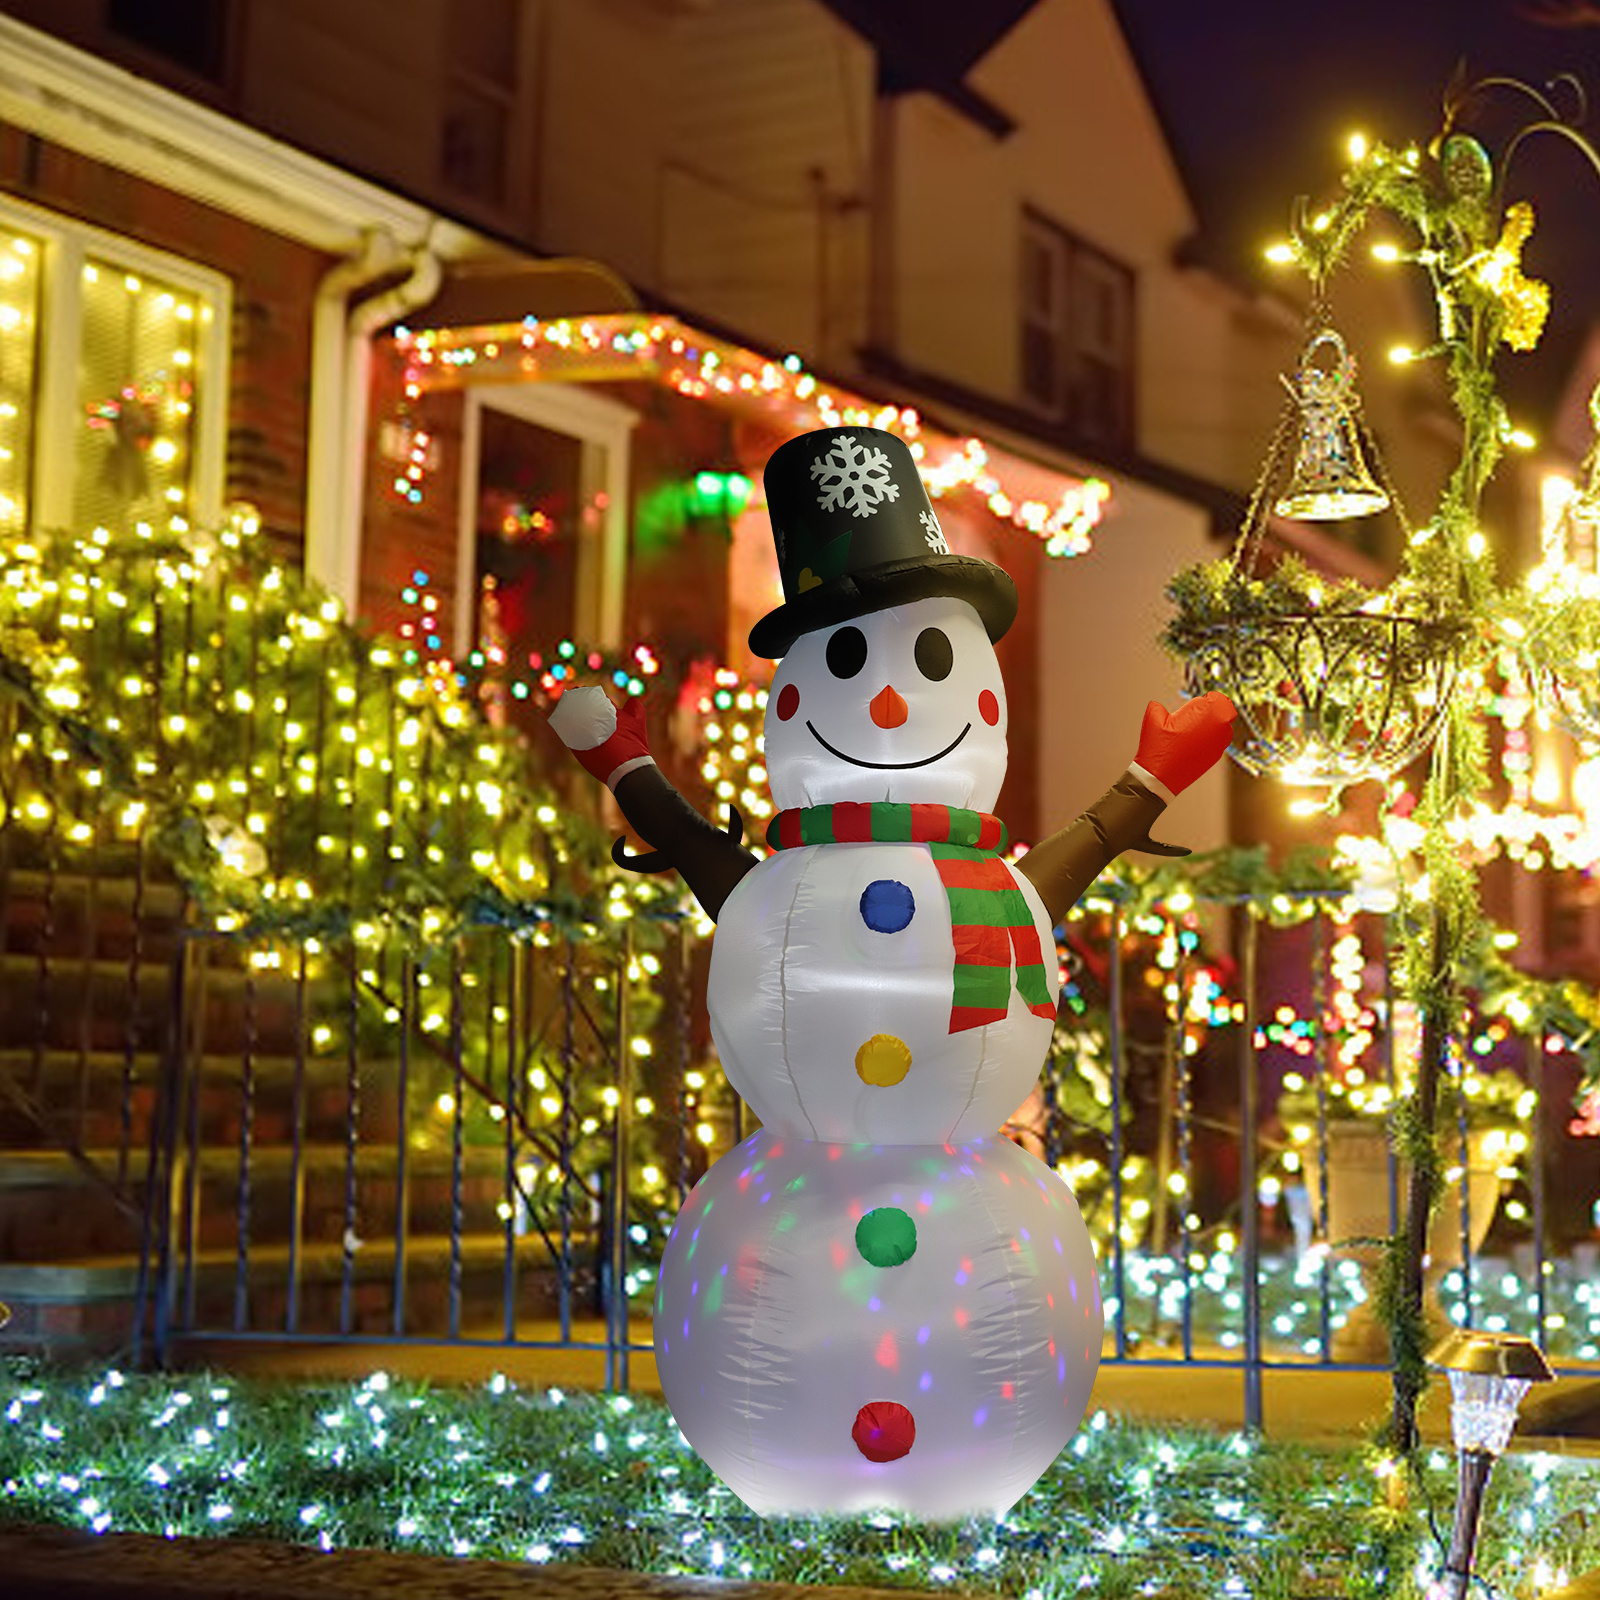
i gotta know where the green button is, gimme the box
[855,1206,917,1268]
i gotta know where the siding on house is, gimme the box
[656,0,875,372]
[238,0,444,190]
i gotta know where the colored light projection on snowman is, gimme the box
[549,427,1235,1520]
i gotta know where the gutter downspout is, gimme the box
[335,230,445,619]
[305,228,402,598]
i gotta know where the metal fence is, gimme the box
[3,524,1593,1410]
[131,920,688,1390]
[102,897,1600,1428]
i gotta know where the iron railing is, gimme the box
[98,897,1600,1429]
[1,785,1596,1420]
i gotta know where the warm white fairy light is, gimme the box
[693,668,774,829]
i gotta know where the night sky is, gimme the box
[1112,0,1600,419]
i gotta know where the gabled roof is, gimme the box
[815,0,1047,136]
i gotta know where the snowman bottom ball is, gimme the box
[653,1129,1103,1521]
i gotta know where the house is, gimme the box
[5,0,1569,1356]
[0,0,1279,843]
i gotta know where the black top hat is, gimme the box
[748,426,1017,658]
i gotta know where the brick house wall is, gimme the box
[359,347,465,636]
[0,126,331,555]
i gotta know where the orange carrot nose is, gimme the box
[870,684,909,729]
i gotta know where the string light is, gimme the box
[2,1367,1596,1590]
[395,568,663,714]
[689,666,773,831]
[389,314,1112,558]
[0,231,40,535]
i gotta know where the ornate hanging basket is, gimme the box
[1520,386,1600,743]
[1521,587,1600,747]
[1536,670,1600,745]
[1529,625,1600,746]
[1180,596,1468,787]
[1165,320,1468,790]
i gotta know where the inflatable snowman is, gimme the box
[550,426,1234,1520]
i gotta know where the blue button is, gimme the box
[860,879,915,933]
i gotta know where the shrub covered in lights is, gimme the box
[1278,1061,1534,1142]
[0,510,733,1298]
[684,663,775,840]
[4,1363,1600,1597]
[0,511,672,939]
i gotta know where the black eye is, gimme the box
[914,627,953,681]
[826,625,868,679]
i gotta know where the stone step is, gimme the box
[0,868,188,962]
[0,828,173,881]
[0,1141,534,1187]
[0,1049,421,1152]
[0,868,187,915]
[0,1044,387,1086]
[0,1226,609,1350]
[0,1140,601,1265]
[0,950,321,1057]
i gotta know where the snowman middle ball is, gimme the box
[707,596,1057,1146]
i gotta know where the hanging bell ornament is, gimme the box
[1274,330,1392,521]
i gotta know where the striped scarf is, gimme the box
[765,802,1057,1034]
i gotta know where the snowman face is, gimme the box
[764,595,1007,810]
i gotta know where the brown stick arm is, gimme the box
[1014,772,1186,926]
[610,763,759,922]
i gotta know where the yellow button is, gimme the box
[855,1033,912,1087]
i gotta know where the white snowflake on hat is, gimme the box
[811,433,900,518]
[919,509,949,554]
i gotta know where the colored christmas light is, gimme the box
[389,314,1111,557]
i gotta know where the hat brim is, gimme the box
[747,554,1018,659]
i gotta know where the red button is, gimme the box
[852,1399,915,1462]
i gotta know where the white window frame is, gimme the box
[0,190,231,534]
[455,381,637,655]
[437,0,523,213]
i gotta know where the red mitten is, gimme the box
[1131,692,1237,798]
[547,685,654,790]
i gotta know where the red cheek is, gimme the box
[978,689,1000,726]
[776,682,801,722]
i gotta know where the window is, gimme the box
[107,0,234,86]
[457,383,636,658]
[439,0,521,207]
[0,196,230,542]
[0,236,41,539]
[459,384,636,765]
[1020,211,1136,449]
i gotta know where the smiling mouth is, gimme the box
[805,721,972,769]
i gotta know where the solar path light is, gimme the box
[1427,1329,1554,1600]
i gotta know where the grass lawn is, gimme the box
[2,1360,1597,1599]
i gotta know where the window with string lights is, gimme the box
[0,195,230,543]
